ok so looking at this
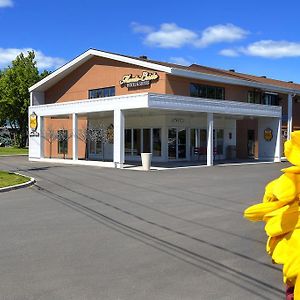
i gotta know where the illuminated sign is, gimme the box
[30,112,38,131]
[120,71,159,88]
[264,128,273,141]
[29,112,39,137]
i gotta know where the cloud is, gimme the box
[219,48,240,57]
[144,23,198,48]
[132,22,248,49]
[169,57,192,66]
[0,48,66,69]
[131,22,153,34]
[0,0,13,7]
[220,40,300,59]
[195,24,248,48]
[241,40,300,58]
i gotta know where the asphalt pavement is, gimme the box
[0,156,290,300]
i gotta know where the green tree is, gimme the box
[0,51,50,147]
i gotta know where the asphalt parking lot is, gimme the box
[0,156,290,300]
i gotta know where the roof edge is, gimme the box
[29,48,300,95]
[29,49,172,92]
[171,68,300,95]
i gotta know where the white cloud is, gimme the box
[169,57,191,66]
[220,40,300,59]
[144,23,197,48]
[0,48,66,69]
[132,22,248,49]
[0,0,13,7]
[195,24,248,48]
[241,40,300,58]
[131,22,153,34]
[219,48,240,57]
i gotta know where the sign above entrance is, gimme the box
[120,71,159,88]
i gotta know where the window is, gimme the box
[152,128,161,157]
[133,129,141,156]
[125,129,132,155]
[215,129,224,155]
[57,130,68,154]
[248,91,261,104]
[190,83,225,100]
[125,128,162,157]
[248,91,279,106]
[262,93,279,106]
[88,86,115,99]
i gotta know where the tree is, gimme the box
[42,126,57,158]
[77,126,89,160]
[0,51,50,147]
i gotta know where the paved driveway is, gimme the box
[0,157,289,300]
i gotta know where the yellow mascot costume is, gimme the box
[244,131,300,299]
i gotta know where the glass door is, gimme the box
[88,140,102,160]
[178,128,186,159]
[168,128,187,160]
[168,128,177,160]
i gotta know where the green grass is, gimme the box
[0,147,28,156]
[0,171,30,188]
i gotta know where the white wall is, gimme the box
[28,115,43,159]
[258,117,279,160]
[31,91,45,106]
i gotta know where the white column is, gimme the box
[274,117,282,162]
[287,93,293,140]
[39,115,44,158]
[113,109,125,168]
[72,113,78,160]
[207,113,214,166]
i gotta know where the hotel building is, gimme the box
[28,49,300,168]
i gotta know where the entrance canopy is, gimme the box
[29,92,282,168]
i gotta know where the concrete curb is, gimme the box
[0,154,28,157]
[0,173,35,193]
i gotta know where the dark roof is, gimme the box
[97,48,300,91]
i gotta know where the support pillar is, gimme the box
[274,117,282,163]
[39,115,44,158]
[113,109,125,168]
[207,113,214,166]
[72,113,78,160]
[287,93,293,140]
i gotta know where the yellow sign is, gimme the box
[264,128,273,141]
[30,112,38,131]
[120,71,159,88]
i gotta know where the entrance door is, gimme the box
[168,128,187,160]
[88,140,102,160]
[247,130,255,158]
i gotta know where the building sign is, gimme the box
[120,71,159,88]
[264,128,273,141]
[29,112,39,137]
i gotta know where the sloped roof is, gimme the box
[29,48,300,94]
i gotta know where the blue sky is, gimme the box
[1,0,300,82]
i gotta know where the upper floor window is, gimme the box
[88,86,115,99]
[190,83,225,100]
[262,93,279,106]
[248,91,279,106]
[248,91,261,104]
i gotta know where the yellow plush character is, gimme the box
[244,131,300,299]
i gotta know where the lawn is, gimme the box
[0,171,30,188]
[0,147,28,156]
